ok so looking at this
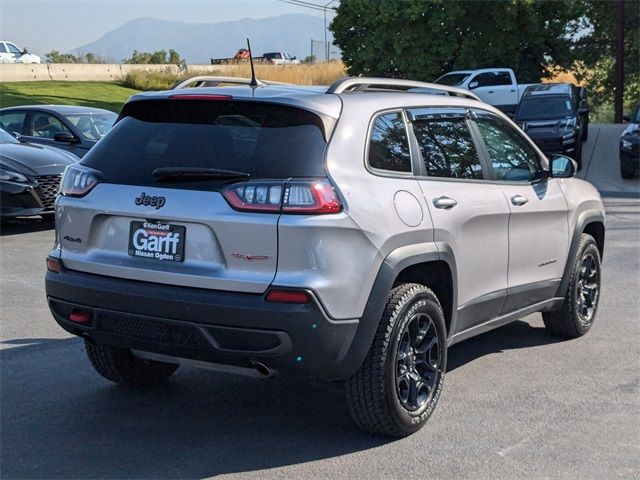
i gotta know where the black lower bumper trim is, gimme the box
[46,268,361,379]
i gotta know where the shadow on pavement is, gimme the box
[0,216,55,236]
[0,319,567,479]
[447,320,565,372]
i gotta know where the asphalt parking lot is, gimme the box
[1,124,639,479]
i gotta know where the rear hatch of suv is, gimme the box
[56,96,336,293]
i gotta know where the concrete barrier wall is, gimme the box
[0,64,239,82]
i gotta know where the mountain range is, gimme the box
[71,14,335,64]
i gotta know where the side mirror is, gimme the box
[468,81,479,90]
[549,154,576,178]
[505,112,515,119]
[53,131,79,143]
[22,48,29,54]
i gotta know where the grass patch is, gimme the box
[122,69,183,91]
[0,81,140,113]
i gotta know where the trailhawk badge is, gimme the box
[128,221,185,262]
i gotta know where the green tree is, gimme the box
[572,1,639,119]
[330,0,583,82]
[123,49,183,64]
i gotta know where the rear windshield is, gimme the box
[434,73,470,86]
[81,99,328,189]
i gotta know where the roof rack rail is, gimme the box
[172,76,292,90]
[326,77,480,101]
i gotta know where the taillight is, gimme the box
[222,179,342,215]
[223,181,283,212]
[168,94,233,101]
[60,164,100,197]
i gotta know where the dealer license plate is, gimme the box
[128,221,185,262]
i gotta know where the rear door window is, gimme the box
[367,112,412,173]
[81,100,329,190]
[412,116,484,179]
[472,72,512,87]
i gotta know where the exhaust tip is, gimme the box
[251,361,276,378]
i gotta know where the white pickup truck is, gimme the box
[434,68,536,113]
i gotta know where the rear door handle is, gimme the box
[433,196,458,209]
[488,90,495,94]
[511,195,529,206]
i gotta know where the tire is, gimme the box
[346,283,447,437]
[85,341,179,386]
[572,141,583,171]
[620,159,634,179]
[543,234,601,338]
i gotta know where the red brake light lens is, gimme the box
[265,289,311,304]
[168,94,233,101]
[222,179,342,215]
[60,164,100,197]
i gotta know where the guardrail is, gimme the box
[0,64,241,82]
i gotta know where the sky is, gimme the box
[0,0,334,55]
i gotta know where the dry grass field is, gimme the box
[190,61,348,85]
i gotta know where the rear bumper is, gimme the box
[45,267,362,380]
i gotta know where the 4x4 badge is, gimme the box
[232,253,272,261]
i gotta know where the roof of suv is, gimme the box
[128,81,495,120]
[522,83,576,98]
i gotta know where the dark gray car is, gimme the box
[0,128,78,217]
[0,105,117,158]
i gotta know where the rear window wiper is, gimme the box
[152,167,250,181]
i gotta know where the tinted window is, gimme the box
[0,44,7,53]
[0,128,18,144]
[516,96,574,120]
[412,117,483,179]
[434,73,470,86]
[0,111,28,135]
[30,112,73,138]
[6,43,22,54]
[473,72,512,87]
[65,113,117,140]
[476,116,541,182]
[81,100,328,190]
[368,112,411,172]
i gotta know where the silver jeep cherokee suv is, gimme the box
[46,77,605,437]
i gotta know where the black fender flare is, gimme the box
[332,242,457,380]
[556,209,605,299]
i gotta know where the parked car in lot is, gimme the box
[0,128,78,218]
[46,77,605,437]
[434,67,536,113]
[514,83,589,170]
[620,107,639,179]
[262,52,300,65]
[0,40,41,64]
[0,106,117,158]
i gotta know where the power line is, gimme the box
[275,0,336,12]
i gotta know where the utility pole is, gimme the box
[323,0,337,61]
[614,0,624,123]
